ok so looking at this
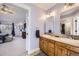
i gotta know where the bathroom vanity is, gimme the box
[39,34,79,56]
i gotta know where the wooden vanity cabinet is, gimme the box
[39,37,79,56]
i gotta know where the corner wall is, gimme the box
[27,4,44,54]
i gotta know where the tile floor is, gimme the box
[0,37,27,56]
[35,51,47,56]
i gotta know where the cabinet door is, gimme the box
[48,40,55,56]
[61,47,68,56]
[55,45,62,56]
[55,42,68,56]
[43,39,48,54]
[39,37,44,51]
[55,46,68,56]
[39,37,48,54]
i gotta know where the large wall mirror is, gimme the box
[44,16,54,34]
[60,17,73,35]
[44,5,79,35]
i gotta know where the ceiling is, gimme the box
[0,3,27,24]
[33,3,56,10]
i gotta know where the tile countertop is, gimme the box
[40,34,79,48]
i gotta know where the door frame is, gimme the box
[11,3,31,55]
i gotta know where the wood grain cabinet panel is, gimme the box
[39,37,44,51]
[39,37,48,54]
[67,46,79,56]
[55,43,68,56]
[61,47,68,56]
[48,40,55,56]
[70,51,79,56]
[67,50,79,56]
[43,39,48,54]
[70,46,79,53]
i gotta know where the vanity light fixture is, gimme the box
[46,14,50,18]
[64,3,74,9]
[41,11,56,20]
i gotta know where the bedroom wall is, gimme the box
[0,4,27,36]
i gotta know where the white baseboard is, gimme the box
[28,48,41,56]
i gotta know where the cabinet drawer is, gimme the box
[48,39,54,43]
[55,41,71,50]
[55,42,67,47]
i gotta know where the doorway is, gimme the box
[0,3,29,56]
[61,24,65,34]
